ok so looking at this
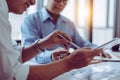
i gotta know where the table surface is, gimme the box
[54,50,120,80]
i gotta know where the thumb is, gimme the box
[91,48,103,57]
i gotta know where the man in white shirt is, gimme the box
[0,0,102,80]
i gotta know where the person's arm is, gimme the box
[27,48,102,80]
[28,59,69,80]
[22,30,72,62]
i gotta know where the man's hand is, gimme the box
[51,47,69,61]
[97,51,112,59]
[63,48,103,70]
[38,30,72,50]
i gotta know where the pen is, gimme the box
[57,34,80,49]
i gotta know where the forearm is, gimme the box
[21,44,39,62]
[27,59,70,80]
[22,39,48,62]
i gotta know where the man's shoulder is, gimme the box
[60,15,75,26]
[61,15,72,22]
[24,10,42,21]
[27,10,42,17]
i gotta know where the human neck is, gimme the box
[46,8,59,24]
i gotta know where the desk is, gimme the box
[53,51,120,80]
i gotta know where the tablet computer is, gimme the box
[94,38,120,50]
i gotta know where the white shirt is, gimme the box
[0,0,29,80]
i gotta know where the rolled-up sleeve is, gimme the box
[13,45,30,80]
[0,41,30,80]
[0,1,30,79]
[15,64,29,80]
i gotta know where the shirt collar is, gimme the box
[41,7,67,23]
[41,7,51,22]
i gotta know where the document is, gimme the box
[54,62,120,80]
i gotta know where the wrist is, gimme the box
[34,39,45,53]
[63,56,78,70]
[62,57,73,71]
[58,58,71,72]
[37,38,50,50]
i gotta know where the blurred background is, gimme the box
[9,0,120,46]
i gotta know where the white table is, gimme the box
[53,51,120,80]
